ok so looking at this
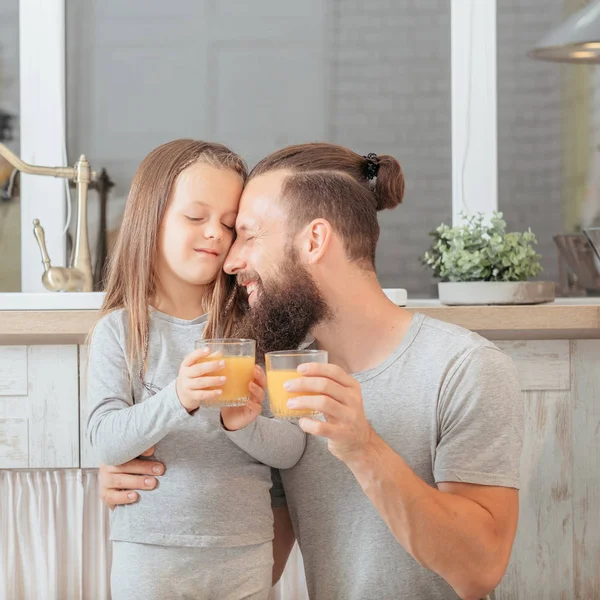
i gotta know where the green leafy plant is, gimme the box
[422,212,543,282]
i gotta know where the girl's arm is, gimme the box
[86,316,192,466]
[221,366,306,469]
[223,416,306,469]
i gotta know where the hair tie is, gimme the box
[363,153,380,181]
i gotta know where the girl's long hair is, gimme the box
[93,139,247,370]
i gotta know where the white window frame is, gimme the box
[19,0,67,292]
[451,0,498,225]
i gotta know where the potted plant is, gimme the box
[422,212,555,305]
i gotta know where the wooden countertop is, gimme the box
[1,303,600,344]
[0,310,99,344]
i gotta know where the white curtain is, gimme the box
[0,470,307,600]
[0,470,111,600]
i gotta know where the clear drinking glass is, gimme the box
[265,349,328,419]
[194,338,256,407]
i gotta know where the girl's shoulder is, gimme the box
[90,308,129,346]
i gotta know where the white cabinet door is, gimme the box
[79,345,98,469]
[0,345,79,468]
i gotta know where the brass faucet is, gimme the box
[0,143,95,292]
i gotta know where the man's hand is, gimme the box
[99,446,164,510]
[283,362,375,463]
[221,365,267,431]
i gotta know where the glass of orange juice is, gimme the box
[266,349,328,419]
[194,339,256,407]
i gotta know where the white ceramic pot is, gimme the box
[437,281,556,306]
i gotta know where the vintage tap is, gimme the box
[0,143,95,292]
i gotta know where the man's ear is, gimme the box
[300,219,332,265]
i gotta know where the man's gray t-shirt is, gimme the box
[273,313,523,599]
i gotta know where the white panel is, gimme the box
[27,345,79,468]
[451,0,497,224]
[571,340,600,596]
[79,345,98,469]
[498,391,573,599]
[0,346,27,395]
[0,396,28,419]
[0,419,29,468]
[496,340,570,391]
[19,0,67,291]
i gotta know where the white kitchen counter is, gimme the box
[0,292,105,311]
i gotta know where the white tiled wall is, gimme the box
[327,0,452,293]
[497,0,563,287]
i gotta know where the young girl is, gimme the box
[86,139,306,600]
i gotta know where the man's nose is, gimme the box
[224,243,245,275]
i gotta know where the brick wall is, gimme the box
[328,0,452,294]
[330,0,563,293]
[497,0,563,287]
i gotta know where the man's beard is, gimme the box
[233,252,331,362]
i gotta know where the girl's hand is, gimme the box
[221,365,267,431]
[176,348,226,412]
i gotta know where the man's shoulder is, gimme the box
[416,313,499,355]
[414,314,519,395]
[411,313,517,384]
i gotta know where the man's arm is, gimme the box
[289,347,523,600]
[343,435,518,600]
[99,447,164,510]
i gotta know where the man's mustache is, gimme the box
[235,270,261,286]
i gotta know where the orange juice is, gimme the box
[197,355,255,406]
[267,369,318,419]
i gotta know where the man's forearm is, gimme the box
[344,434,505,600]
